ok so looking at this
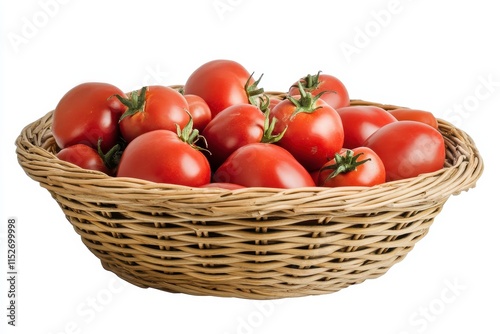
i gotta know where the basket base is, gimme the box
[99,254,409,300]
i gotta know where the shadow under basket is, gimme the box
[15,98,484,299]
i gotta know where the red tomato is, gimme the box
[184,94,212,132]
[364,121,446,181]
[213,143,316,188]
[310,169,321,186]
[117,85,190,143]
[268,97,283,112]
[201,103,267,169]
[289,72,350,109]
[199,183,245,190]
[317,147,385,187]
[389,108,439,129]
[183,59,262,117]
[336,106,397,149]
[270,86,344,171]
[117,129,211,186]
[56,144,111,175]
[52,82,126,152]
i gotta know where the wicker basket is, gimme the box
[15,96,483,299]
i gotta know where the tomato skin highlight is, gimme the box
[317,147,385,187]
[183,59,255,117]
[336,106,397,149]
[270,96,344,171]
[56,144,111,175]
[364,121,446,181]
[213,143,316,189]
[52,82,126,152]
[118,86,190,143]
[116,130,211,186]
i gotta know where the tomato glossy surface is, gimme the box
[52,82,126,152]
[184,94,212,132]
[270,97,344,171]
[336,105,397,149]
[364,121,446,181]
[117,130,211,186]
[389,108,439,129]
[56,144,111,175]
[202,103,265,169]
[213,143,316,188]
[183,59,254,117]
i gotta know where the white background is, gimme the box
[1,0,499,333]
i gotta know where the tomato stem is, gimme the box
[287,81,324,117]
[261,95,287,144]
[245,72,265,107]
[299,71,323,90]
[97,138,124,170]
[175,110,211,154]
[320,150,371,180]
[116,86,148,122]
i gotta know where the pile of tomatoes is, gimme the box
[52,59,446,189]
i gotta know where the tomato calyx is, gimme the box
[260,95,287,144]
[320,149,371,180]
[176,112,211,154]
[97,138,124,170]
[116,86,148,122]
[287,81,327,117]
[245,73,265,106]
[293,71,324,91]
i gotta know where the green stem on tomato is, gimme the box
[175,110,211,155]
[321,150,371,179]
[115,86,148,122]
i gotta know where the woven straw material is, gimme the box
[15,98,483,299]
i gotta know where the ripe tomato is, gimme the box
[56,144,111,175]
[336,105,397,149]
[52,82,126,152]
[200,182,245,190]
[289,71,350,109]
[184,94,212,132]
[117,85,190,143]
[117,128,211,186]
[268,96,283,112]
[364,121,446,181]
[201,101,283,169]
[317,147,385,187]
[270,84,344,171]
[183,59,263,117]
[213,143,316,188]
[389,108,439,129]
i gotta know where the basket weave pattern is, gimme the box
[16,99,483,299]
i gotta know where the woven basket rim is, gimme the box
[15,98,484,214]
